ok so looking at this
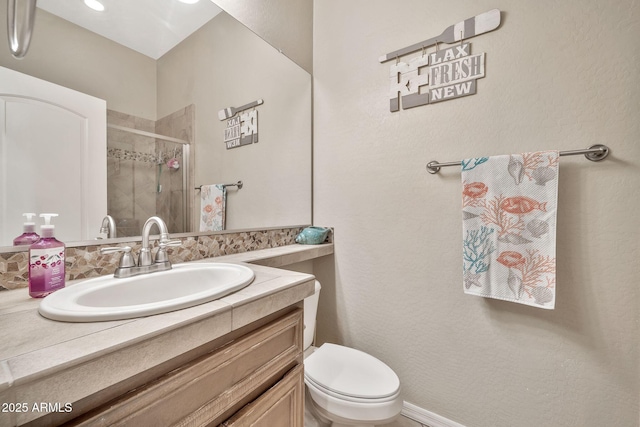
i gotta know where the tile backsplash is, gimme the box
[0,227,305,290]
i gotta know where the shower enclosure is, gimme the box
[106,121,190,237]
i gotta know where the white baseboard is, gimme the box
[401,401,467,427]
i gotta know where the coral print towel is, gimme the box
[199,184,226,232]
[461,151,559,309]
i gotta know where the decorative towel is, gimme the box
[461,151,559,309]
[199,184,226,231]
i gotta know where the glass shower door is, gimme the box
[106,125,189,237]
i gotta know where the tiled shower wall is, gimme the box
[156,106,195,234]
[107,110,158,237]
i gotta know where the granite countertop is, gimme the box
[0,243,332,426]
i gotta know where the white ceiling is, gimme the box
[37,0,223,59]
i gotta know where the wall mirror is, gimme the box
[0,0,312,249]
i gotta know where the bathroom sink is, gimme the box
[38,263,255,322]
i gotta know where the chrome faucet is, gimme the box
[99,215,117,238]
[100,216,181,278]
[139,216,172,266]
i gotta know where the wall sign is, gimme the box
[218,99,263,149]
[380,9,500,112]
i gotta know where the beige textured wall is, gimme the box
[212,0,312,73]
[313,1,639,426]
[157,12,312,231]
[0,9,157,120]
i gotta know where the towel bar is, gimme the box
[426,144,610,174]
[195,181,243,190]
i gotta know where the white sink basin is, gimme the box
[39,262,255,322]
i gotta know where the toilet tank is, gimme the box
[303,280,321,350]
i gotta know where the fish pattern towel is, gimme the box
[461,151,559,309]
[199,184,226,231]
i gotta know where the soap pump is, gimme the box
[13,213,40,246]
[28,213,65,298]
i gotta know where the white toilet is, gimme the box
[303,281,403,427]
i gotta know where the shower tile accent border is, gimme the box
[0,226,314,290]
[107,147,183,165]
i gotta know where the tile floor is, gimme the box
[381,414,425,427]
[305,407,426,427]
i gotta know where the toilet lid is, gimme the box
[304,343,400,400]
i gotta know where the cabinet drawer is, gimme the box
[69,309,303,427]
[220,364,304,427]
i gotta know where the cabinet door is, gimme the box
[68,309,303,427]
[221,364,304,427]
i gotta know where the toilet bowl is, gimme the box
[303,281,403,427]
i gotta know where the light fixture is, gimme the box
[7,0,37,58]
[83,0,105,12]
[177,0,200,4]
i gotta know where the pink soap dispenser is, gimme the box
[13,213,40,246]
[28,213,66,298]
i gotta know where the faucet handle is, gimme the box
[100,246,136,268]
[155,240,181,264]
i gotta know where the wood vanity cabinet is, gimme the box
[66,308,304,427]
[220,364,304,427]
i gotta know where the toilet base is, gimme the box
[305,388,400,427]
[305,402,330,427]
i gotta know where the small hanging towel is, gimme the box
[199,184,226,231]
[461,151,559,309]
